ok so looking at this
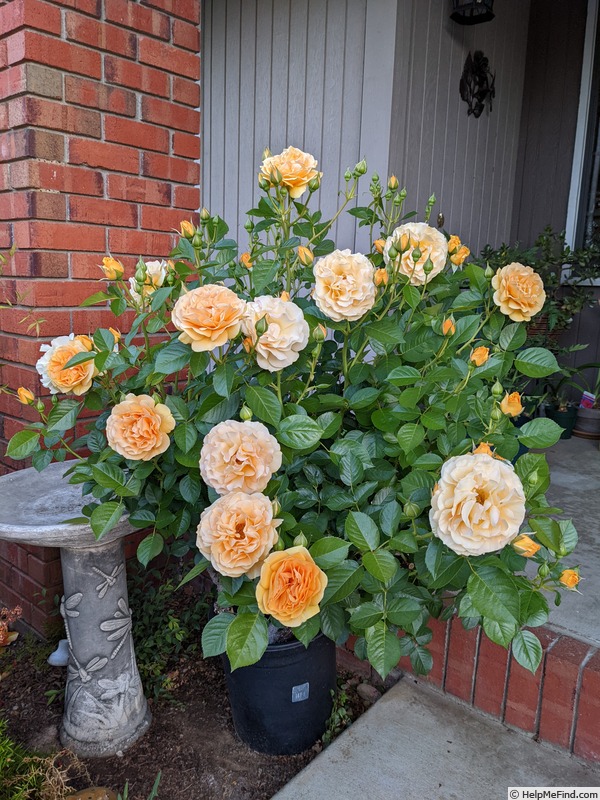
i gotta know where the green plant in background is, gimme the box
[322,684,353,746]
[117,772,161,800]
[6,146,582,679]
[128,561,209,701]
[479,226,600,341]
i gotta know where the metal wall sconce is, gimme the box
[450,0,495,25]
[460,51,495,118]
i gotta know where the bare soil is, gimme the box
[0,633,377,800]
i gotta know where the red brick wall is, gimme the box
[0,0,201,633]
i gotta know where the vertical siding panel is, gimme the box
[286,1,309,147]
[238,1,259,221]
[270,1,291,151]
[207,0,227,217]
[200,0,212,208]
[224,0,241,226]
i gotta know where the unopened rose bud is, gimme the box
[191,232,203,248]
[354,159,367,176]
[423,257,434,274]
[392,194,403,206]
[36,399,45,413]
[512,534,541,558]
[400,234,410,252]
[500,392,523,417]
[240,252,253,270]
[180,220,194,239]
[374,268,389,286]
[373,239,385,254]
[262,147,272,160]
[293,532,309,548]
[135,266,146,284]
[297,245,314,266]
[200,207,211,221]
[344,169,352,182]
[388,175,399,190]
[470,346,489,367]
[240,404,253,421]
[273,537,286,551]
[258,175,271,191]
[242,337,253,354]
[492,381,504,398]
[313,324,326,343]
[387,244,398,260]
[442,318,456,336]
[75,334,94,351]
[271,498,281,516]
[527,470,539,487]
[308,175,321,192]
[16,387,34,405]
[244,218,254,232]
[403,501,420,519]
[411,247,422,263]
[280,291,290,302]
[100,256,124,280]
[490,407,503,421]
[559,569,580,589]
[484,265,494,279]
[538,563,550,578]
[255,315,269,337]
[109,327,121,343]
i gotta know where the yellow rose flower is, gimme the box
[75,334,94,351]
[373,239,386,254]
[451,245,470,267]
[172,284,246,353]
[106,393,175,461]
[448,235,461,254]
[442,318,456,336]
[16,387,34,405]
[196,491,281,579]
[559,569,580,589]
[500,392,523,417]
[297,245,314,266]
[259,146,321,198]
[100,256,124,280]
[200,420,282,495]
[256,546,328,627]
[383,222,448,286]
[470,346,489,366]
[180,220,195,238]
[430,452,526,556]
[240,252,253,270]
[108,327,121,343]
[491,262,546,322]
[36,334,98,396]
[242,295,309,372]
[313,249,376,322]
[512,534,541,558]
[374,268,389,286]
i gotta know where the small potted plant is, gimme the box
[573,363,600,439]
[543,370,582,440]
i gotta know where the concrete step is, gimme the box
[272,677,600,800]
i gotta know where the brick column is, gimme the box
[0,0,201,633]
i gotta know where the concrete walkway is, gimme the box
[273,678,600,800]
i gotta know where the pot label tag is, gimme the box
[291,682,310,702]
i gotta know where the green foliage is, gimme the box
[117,772,161,800]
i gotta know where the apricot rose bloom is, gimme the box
[313,249,376,322]
[199,419,282,495]
[491,262,546,322]
[512,534,541,558]
[429,452,526,556]
[172,284,246,352]
[470,346,489,366]
[241,295,309,372]
[259,146,321,198]
[196,491,281,579]
[500,392,523,417]
[559,569,580,589]
[16,387,34,405]
[106,393,175,461]
[100,256,124,280]
[383,222,448,286]
[36,334,98,396]
[256,546,328,627]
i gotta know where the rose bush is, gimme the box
[6,148,579,678]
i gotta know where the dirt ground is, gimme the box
[0,633,380,800]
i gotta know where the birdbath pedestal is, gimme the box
[0,462,151,757]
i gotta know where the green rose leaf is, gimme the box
[137,531,164,566]
[154,339,191,375]
[90,501,124,540]
[320,605,348,644]
[365,621,402,679]
[173,422,198,453]
[519,590,549,627]
[201,612,235,657]
[245,385,282,427]
[91,462,139,497]
[46,400,81,433]
[396,423,425,453]
[380,500,402,537]
[467,566,520,626]
[6,429,40,460]
[226,613,269,670]
[309,536,350,569]
[321,560,364,605]
[482,617,518,648]
[517,418,564,449]
[362,550,398,583]
[32,449,53,472]
[514,347,559,378]
[293,615,321,647]
[499,323,526,352]
[386,366,421,387]
[213,363,236,398]
[512,630,543,673]
[277,415,322,450]
[349,602,384,630]
[386,597,422,627]
[345,511,380,552]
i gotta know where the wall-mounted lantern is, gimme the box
[450,0,495,25]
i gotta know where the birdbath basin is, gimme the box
[0,462,151,757]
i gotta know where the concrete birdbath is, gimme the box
[0,462,151,757]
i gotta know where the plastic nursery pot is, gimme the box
[573,406,600,440]
[222,632,336,755]
[544,404,578,440]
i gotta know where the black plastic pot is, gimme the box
[223,632,336,755]
[574,406,600,439]
[544,404,578,440]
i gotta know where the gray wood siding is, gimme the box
[202,0,531,253]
